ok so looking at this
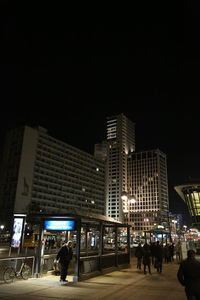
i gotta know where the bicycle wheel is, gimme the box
[21,264,31,280]
[3,267,15,284]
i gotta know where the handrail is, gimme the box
[0,256,35,276]
[0,256,35,261]
[80,252,128,260]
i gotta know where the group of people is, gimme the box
[135,241,200,299]
[135,241,174,274]
[55,239,200,299]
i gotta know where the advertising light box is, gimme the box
[44,220,76,231]
[11,217,24,248]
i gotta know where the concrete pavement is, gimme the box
[0,259,186,300]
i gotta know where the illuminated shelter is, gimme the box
[31,212,130,281]
[174,183,200,229]
[144,227,171,244]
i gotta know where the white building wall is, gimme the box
[14,127,38,213]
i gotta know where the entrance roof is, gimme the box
[30,212,127,226]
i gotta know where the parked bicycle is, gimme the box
[3,259,32,283]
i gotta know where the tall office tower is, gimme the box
[105,113,135,222]
[0,126,105,230]
[127,149,169,231]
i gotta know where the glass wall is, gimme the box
[117,227,128,252]
[80,225,100,255]
[103,226,116,253]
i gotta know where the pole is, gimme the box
[99,222,103,272]
[73,218,81,282]
[34,222,43,277]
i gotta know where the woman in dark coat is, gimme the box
[142,243,151,274]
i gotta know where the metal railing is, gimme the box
[0,256,35,283]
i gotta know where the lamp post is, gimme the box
[0,225,5,243]
[121,192,136,225]
[183,225,187,232]
[172,220,178,242]
[0,225,4,231]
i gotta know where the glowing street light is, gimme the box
[183,225,187,232]
[121,191,136,224]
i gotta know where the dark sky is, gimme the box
[1,2,200,225]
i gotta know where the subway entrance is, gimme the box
[25,212,130,282]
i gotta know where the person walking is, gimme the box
[175,241,181,263]
[135,243,143,270]
[154,241,163,273]
[56,240,73,284]
[163,244,170,263]
[142,243,151,274]
[177,249,200,300]
[169,243,175,262]
[149,242,156,266]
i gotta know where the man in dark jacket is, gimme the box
[154,241,163,273]
[56,240,73,283]
[142,243,151,274]
[135,243,143,269]
[177,249,200,300]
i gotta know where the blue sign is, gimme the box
[155,233,168,239]
[44,220,75,231]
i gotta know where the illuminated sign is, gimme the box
[44,220,75,231]
[11,217,24,248]
[155,234,168,239]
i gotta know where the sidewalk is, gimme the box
[0,259,186,300]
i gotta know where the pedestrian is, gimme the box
[135,243,143,270]
[175,241,181,263]
[177,249,200,300]
[149,242,156,266]
[169,243,175,262]
[154,241,163,273]
[56,240,73,284]
[163,244,170,263]
[142,243,151,274]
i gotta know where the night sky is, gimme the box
[1,2,200,225]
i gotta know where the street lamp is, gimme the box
[0,225,4,231]
[183,225,187,232]
[121,191,136,224]
[172,220,177,230]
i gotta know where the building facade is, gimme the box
[175,183,200,229]
[127,149,169,231]
[0,126,105,230]
[105,114,135,222]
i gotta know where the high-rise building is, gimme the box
[105,114,135,221]
[0,126,105,230]
[127,149,169,231]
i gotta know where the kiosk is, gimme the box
[144,227,171,245]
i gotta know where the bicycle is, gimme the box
[3,259,32,284]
